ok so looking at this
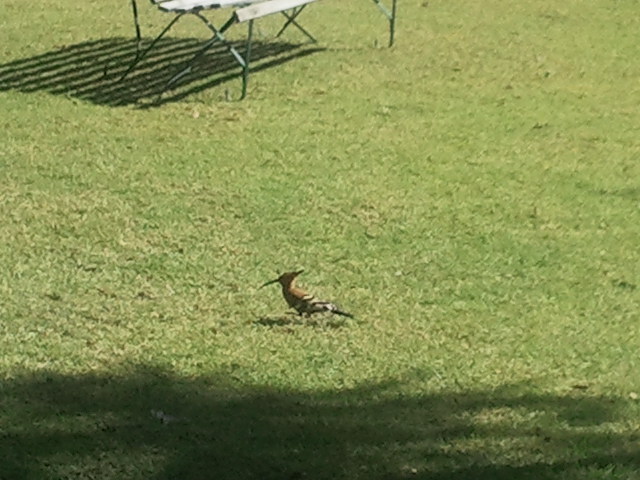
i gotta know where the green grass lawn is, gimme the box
[1,0,639,478]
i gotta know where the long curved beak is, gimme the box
[260,278,279,288]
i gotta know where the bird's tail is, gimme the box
[332,308,354,318]
[308,299,354,318]
[323,302,354,318]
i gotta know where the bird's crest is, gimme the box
[260,270,304,288]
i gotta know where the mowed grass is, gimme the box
[1,0,639,478]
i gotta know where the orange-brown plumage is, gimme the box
[261,270,353,318]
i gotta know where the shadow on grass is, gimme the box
[1,366,638,480]
[0,37,323,107]
[255,315,350,329]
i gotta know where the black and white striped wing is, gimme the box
[305,297,354,318]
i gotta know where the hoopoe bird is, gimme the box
[261,270,354,318]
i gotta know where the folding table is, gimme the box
[121,0,397,99]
